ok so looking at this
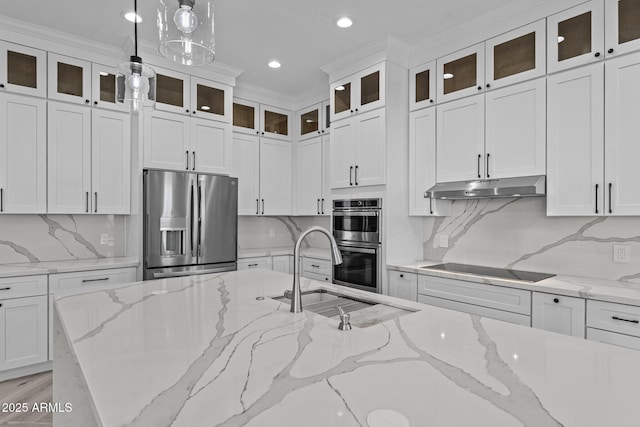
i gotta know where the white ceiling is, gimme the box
[2,0,542,97]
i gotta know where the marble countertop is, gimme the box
[388,261,640,307]
[54,269,640,426]
[238,246,331,260]
[0,257,140,278]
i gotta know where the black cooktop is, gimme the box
[423,263,555,283]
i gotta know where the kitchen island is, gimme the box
[53,269,639,426]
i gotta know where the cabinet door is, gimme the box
[297,103,322,141]
[547,64,604,216]
[547,0,605,74]
[330,118,356,189]
[605,0,640,57]
[47,102,92,214]
[260,138,292,215]
[486,20,546,89]
[154,67,190,115]
[260,104,291,141]
[437,43,485,103]
[320,135,330,214]
[190,76,232,123]
[0,94,46,213]
[356,62,386,115]
[231,133,260,215]
[409,61,436,111]
[47,53,92,105]
[91,109,131,214]
[605,52,640,215]
[233,98,260,135]
[297,137,323,215]
[532,292,586,338]
[0,296,48,371]
[0,41,46,97]
[91,63,127,112]
[388,271,417,301]
[143,110,190,171]
[409,108,451,216]
[485,78,546,179]
[436,94,485,182]
[354,108,385,187]
[272,255,290,274]
[191,118,232,175]
[330,78,354,122]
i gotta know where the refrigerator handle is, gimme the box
[190,180,196,256]
[198,180,203,257]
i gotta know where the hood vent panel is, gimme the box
[426,176,546,200]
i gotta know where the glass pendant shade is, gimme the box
[158,0,215,66]
[116,56,156,111]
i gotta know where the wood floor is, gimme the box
[0,372,52,426]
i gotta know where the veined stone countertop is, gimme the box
[53,269,639,426]
[238,246,331,260]
[0,256,140,279]
[388,261,640,307]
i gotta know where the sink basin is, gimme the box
[271,289,416,328]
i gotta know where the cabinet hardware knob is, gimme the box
[486,84,491,88]
[192,111,196,115]
[350,109,354,113]
[355,108,359,112]
[430,99,434,103]
[85,99,90,104]
[477,86,482,90]
[256,199,259,215]
[0,83,4,88]
[186,109,190,113]
[608,48,614,54]
[261,131,265,135]
[400,274,404,278]
[553,298,559,303]
[595,52,601,57]
[256,131,260,135]
[322,129,325,133]
[94,101,98,105]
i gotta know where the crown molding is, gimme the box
[234,81,297,111]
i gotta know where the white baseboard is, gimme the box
[0,361,52,382]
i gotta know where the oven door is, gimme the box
[333,242,380,293]
[332,211,380,243]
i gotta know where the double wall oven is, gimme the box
[332,199,381,293]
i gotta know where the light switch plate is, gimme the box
[438,234,449,248]
[100,233,109,245]
[613,244,631,264]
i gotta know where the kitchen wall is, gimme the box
[0,215,126,264]
[238,216,331,250]
[423,197,640,284]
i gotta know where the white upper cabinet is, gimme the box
[330,62,385,122]
[485,20,546,89]
[296,135,329,215]
[0,41,46,98]
[547,64,605,216]
[0,93,47,213]
[47,53,92,105]
[409,108,451,216]
[143,110,190,171]
[605,0,640,57]
[409,61,436,111]
[231,133,260,215]
[547,0,605,74]
[91,63,128,112]
[330,118,356,189]
[232,98,260,135]
[437,43,485,103]
[153,66,190,115]
[190,117,232,175]
[260,138,292,215]
[297,102,330,141]
[260,104,292,141]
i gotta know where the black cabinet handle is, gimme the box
[595,52,601,58]
[486,84,491,88]
[486,153,490,178]
[317,199,320,215]
[0,83,4,88]
[94,192,98,213]
[321,198,325,214]
[609,183,613,214]
[94,101,98,105]
[185,150,190,170]
[85,99,90,104]
[430,99,434,104]
[256,199,259,215]
[248,263,258,267]
[355,165,359,185]
[192,151,196,171]
[82,277,109,283]
[477,154,481,178]
[0,188,3,212]
[350,109,354,113]
[608,48,614,54]
[430,197,433,215]
[349,166,353,186]
[85,191,89,213]
[261,199,264,215]
[553,298,559,303]
[0,287,11,291]
[477,86,482,90]
[595,184,599,214]
[612,316,639,324]
[311,264,320,268]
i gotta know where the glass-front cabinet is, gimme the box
[233,98,260,134]
[0,41,46,97]
[260,104,291,141]
[437,43,485,103]
[409,61,436,111]
[605,0,640,57]
[330,62,385,122]
[154,66,189,115]
[547,1,604,73]
[189,76,232,123]
[91,63,127,111]
[47,53,91,105]
[297,101,330,141]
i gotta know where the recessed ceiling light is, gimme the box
[335,85,345,91]
[443,73,454,79]
[122,11,142,23]
[557,35,565,43]
[201,105,210,111]
[336,17,353,28]
[268,60,281,69]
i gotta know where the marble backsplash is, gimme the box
[238,216,331,250]
[0,215,125,264]
[423,197,640,284]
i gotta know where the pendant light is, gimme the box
[158,0,215,66]
[116,0,156,111]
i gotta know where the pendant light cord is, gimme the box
[134,0,138,57]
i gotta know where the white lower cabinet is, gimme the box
[0,275,48,372]
[301,257,332,282]
[586,328,640,351]
[388,271,417,302]
[531,292,586,338]
[237,257,272,271]
[272,255,291,274]
[586,300,640,350]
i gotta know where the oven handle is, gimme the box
[337,245,377,255]
[333,211,379,217]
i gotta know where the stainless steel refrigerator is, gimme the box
[143,170,238,280]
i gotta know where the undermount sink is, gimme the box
[271,289,417,328]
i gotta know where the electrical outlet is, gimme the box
[613,244,631,264]
[268,228,275,238]
[439,234,449,248]
[100,233,109,245]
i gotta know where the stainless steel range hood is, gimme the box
[425,176,546,200]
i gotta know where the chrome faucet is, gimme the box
[291,226,343,313]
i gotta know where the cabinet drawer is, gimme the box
[418,275,531,315]
[587,300,640,338]
[49,267,137,293]
[301,271,331,283]
[302,257,331,276]
[417,295,531,326]
[586,327,640,351]
[0,275,47,300]
[388,271,418,302]
[237,257,272,270]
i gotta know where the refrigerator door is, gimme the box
[145,170,198,268]
[197,174,238,265]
